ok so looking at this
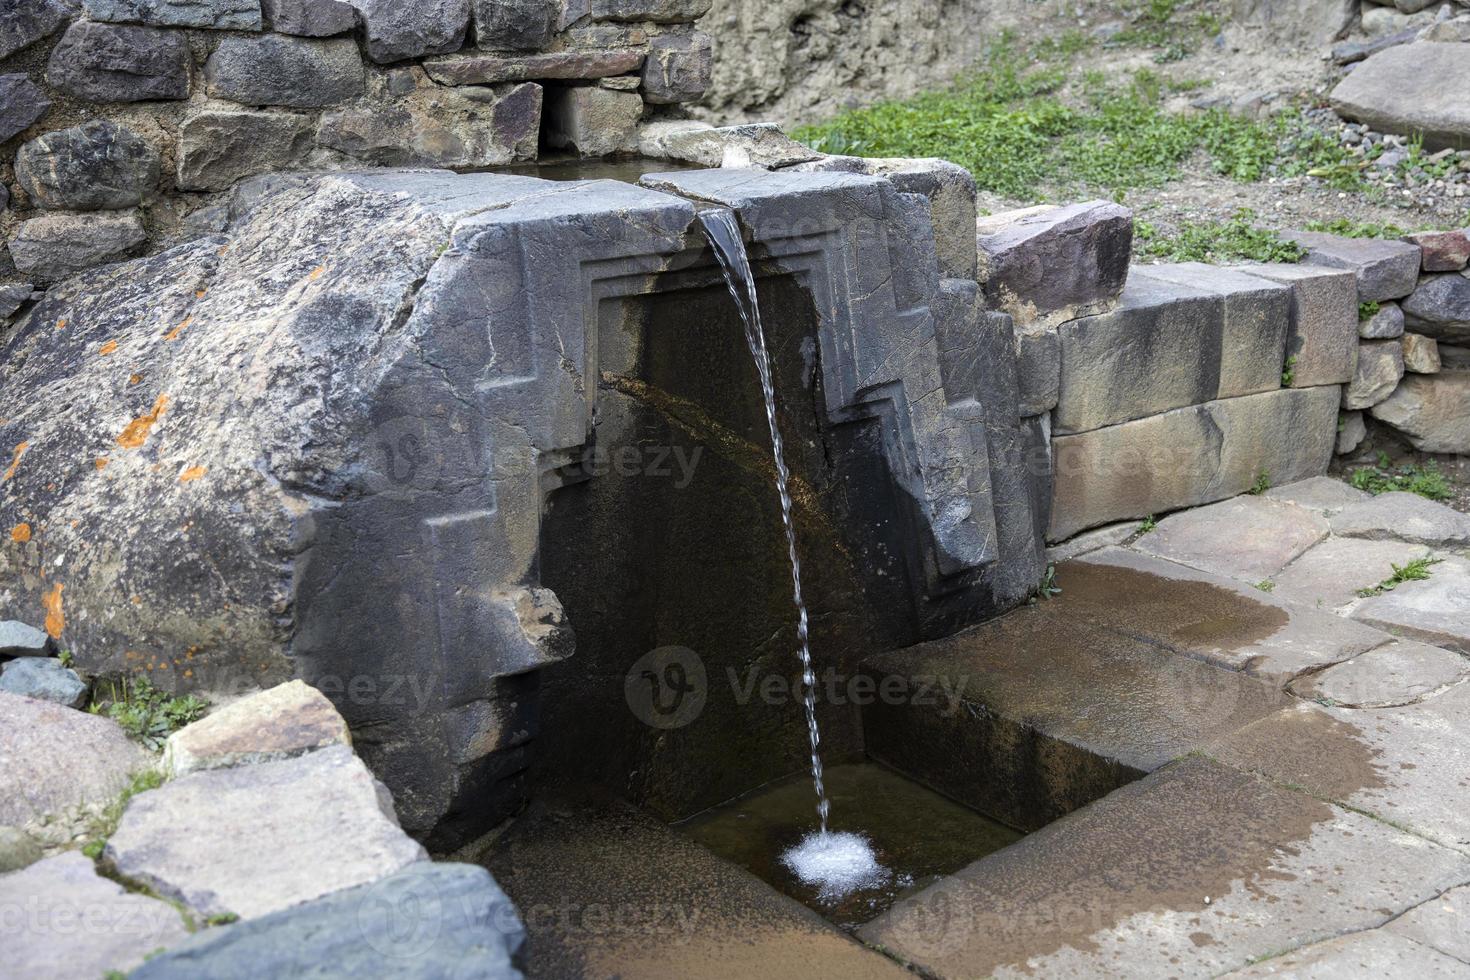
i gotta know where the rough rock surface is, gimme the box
[1343,337,1406,409]
[106,745,426,919]
[1403,332,1442,373]
[1405,229,1470,272]
[131,862,526,979]
[0,620,51,656]
[0,691,153,825]
[318,80,541,167]
[977,201,1132,326]
[0,656,88,707]
[0,74,52,145]
[1235,263,1358,387]
[1338,408,1367,454]
[1270,536,1436,608]
[82,0,264,30]
[15,120,161,212]
[1134,496,1329,582]
[1223,930,1470,978]
[1330,491,1470,547]
[1371,371,1470,453]
[543,85,640,156]
[1285,230,1422,302]
[1263,475,1369,514]
[1353,555,1470,653]
[164,679,350,776]
[0,0,71,61]
[1387,884,1470,964]
[348,0,471,62]
[1331,42,1470,150]
[205,35,365,107]
[422,47,644,84]
[0,824,43,872]
[47,21,192,103]
[262,0,356,36]
[474,0,556,50]
[647,121,819,168]
[176,107,314,192]
[1360,300,1405,338]
[641,31,711,104]
[0,852,191,979]
[1290,639,1469,708]
[1402,272,1470,343]
[8,210,146,282]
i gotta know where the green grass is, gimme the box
[1282,355,1299,387]
[1348,456,1454,501]
[1136,210,1305,263]
[1359,301,1381,322]
[1304,218,1411,240]
[89,675,208,752]
[1139,515,1159,533]
[1357,556,1443,598]
[1254,580,1275,593]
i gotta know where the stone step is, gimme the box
[482,800,912,980]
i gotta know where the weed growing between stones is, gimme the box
[1358,301,1381,322]
[1356,556,1443,598]
[88,676,208,751]
[1281,356,1299,387]
[1135,210,1305,263]
[1254,580,1275,593]
[81,769,164,861]
[1249,471,1272,495]
[1139,515,1159,533]
[1030,563,1063,605]
[1349,455,1454,502]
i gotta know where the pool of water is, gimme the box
[465,154,701,183]
[677,762,1023,930]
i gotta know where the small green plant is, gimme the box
[1254,580,1275,593]
[1249,471,1271,495]
[1139,515,1159,533]
[1034,563,1062,602]
[1282,355,1298,386]
[1358,301,1381,322]
[1303,218,1410,240]
[1357,556,1443,598]
[81,768,165,862]
[57,648,74,668]
[90,676,208,751]
[1348,458,1453,501]
[1135,210,1305,264]
[205,913,240,927]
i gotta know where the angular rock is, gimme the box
[106,745,426,919]
[15,119,160,211]
[1353,554,1470,653]
[130,862,526,980]
[1,852,191,979]
[1135,495,1330,583]
[8,210,146,282]
[1263,475,1370,514]
[82,0,263,30]
[543,85,641,156]
[1330,491,1470,547]
[583,0,712,21]
[1344,337,1405,409]
[1049,386,1341,540]
[650,121,820,168]
[205,35,365,108]
[0,75,52,146]
[47,21,192,103]
[0,656,88,708]
[1405,229,1470,272]
[1443,344,1470,370]
[1371,371,1470,453]
[1290,638,1469,708]
[1014,324,1059,418]
[1338,408,1367,454]
[1333,26,1420,66]
[0,284,30,320]
[1360,299,1405,338]
[1271,536,1436,608]
[262,0,355,36]
[1387,884,1470,964]
[1403,332,1442,373]
[976,201,1132,326]
[1223,930,1470,979]
[0,620,51,656]
[1402,272,1470,343]
[347,0,470,63]
[0,0,70,61]
[1285,229,1423,302]
[641,31,711,104]
[0,691,153,825]
[318,80,541,168]
[1331,42,1470,151]
[1045,521,1136,564]
[1238,263,1359,387]
[473,0,555,50]
[0,824,42,872]
[423,47,645,84]
[164,679,350,776]
[177,107,313,192]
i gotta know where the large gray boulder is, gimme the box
[1331,42,1470,150]
[15,120,161,212]
[46,21,192,103]
[205,35,365,107]
[1371,371,1470,453]
[1402,272,1470,343]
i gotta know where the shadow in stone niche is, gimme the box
[535,263,925,822]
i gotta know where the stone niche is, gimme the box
[0,167,1044,847]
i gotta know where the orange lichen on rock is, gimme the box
[179,465,207,483]
[164,315,193,342]
[55,318,66,330]
[10,523,31,543]
[129,373,143,385]
[42,582,64,639]
[309,265,325,280]
[95,457,109,470]
[117,395,169,449]
[99,340,118,356]
[3,441,30,481]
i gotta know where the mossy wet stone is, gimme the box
[16,120,161,211]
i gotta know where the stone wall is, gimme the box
[0,0,715,289]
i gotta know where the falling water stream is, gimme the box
[699,208,886,899]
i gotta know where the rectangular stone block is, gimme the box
[422,48,644,84]
[977,200,1133,327]
[1049,385,1340,540]
[1285,229,1423,302]
[83,0,263,30]
[473,0,555,51]
[1236,262,1358,387]
[1014,324,1058,418]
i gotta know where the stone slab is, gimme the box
[163,679,350,777]
[1264,475,1371,515]
[1222,930,1470,978]
[1352,554,1470,654]
[1272,536,1436,610]
[1387,883,1470,963]
[860,756,1470,979]
[1237,263,1358,387]
[1330,491,1470,547]
[486,801,913,980]
[1045,521,1136,564]
[1286,230,1423,302]
[1134,495,1330,582]
[82,0,264,30]
[1331,42,1470,151]
[422,47,644,84]
[1290,638,1469,708]
[0,852,191,980]
[106,745,426,919]
[0,691,153,825]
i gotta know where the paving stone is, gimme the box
[1402,272,1470,344]
[1338,409,1368,454]
[261,0,356,36]
[976,201,1132,327]
[348,0,471,62]
[1072,548,1389,682]
[0,825,42,872]
[0,0,70,61]
[15,119,160,211]
[1271,536,1436,610]
[0,75,51,146]
[1135,495,1330,583]
[473,0,555,50]
[1222,930,1470,979]
[1330,491,1470,547]
[1371,371,1470,453]
[8,210,146,283]
[1387,884,1470,963]
[1344,337,1406,409]
[106,745,425,919]
[0,620,51,656]
[0,691,153,825]
[543,85,640,156]
[1404,332,1443,373]
[861,756,1470,979]
[1286,230,1423,302]
[0,656,88,708]
[1049,386,1340,541]
[1045,521,1136,563]
[205,35,364,108]
[1405,229,1470,272]
[164,680,349,777]
[0,852,191,979]
[1331,42,1470,151]
[131,862,525,980]
[176,107,312,192]
[47,21,192,103]
[1290,638,1469,708]
[640,31,711,104]
[83,0,263,30]
[1238,263,1359,387]
[1353,554,1470,653]
[422,47,645,84]
[1264,475,1371,515]
[1360,299,1405,338]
